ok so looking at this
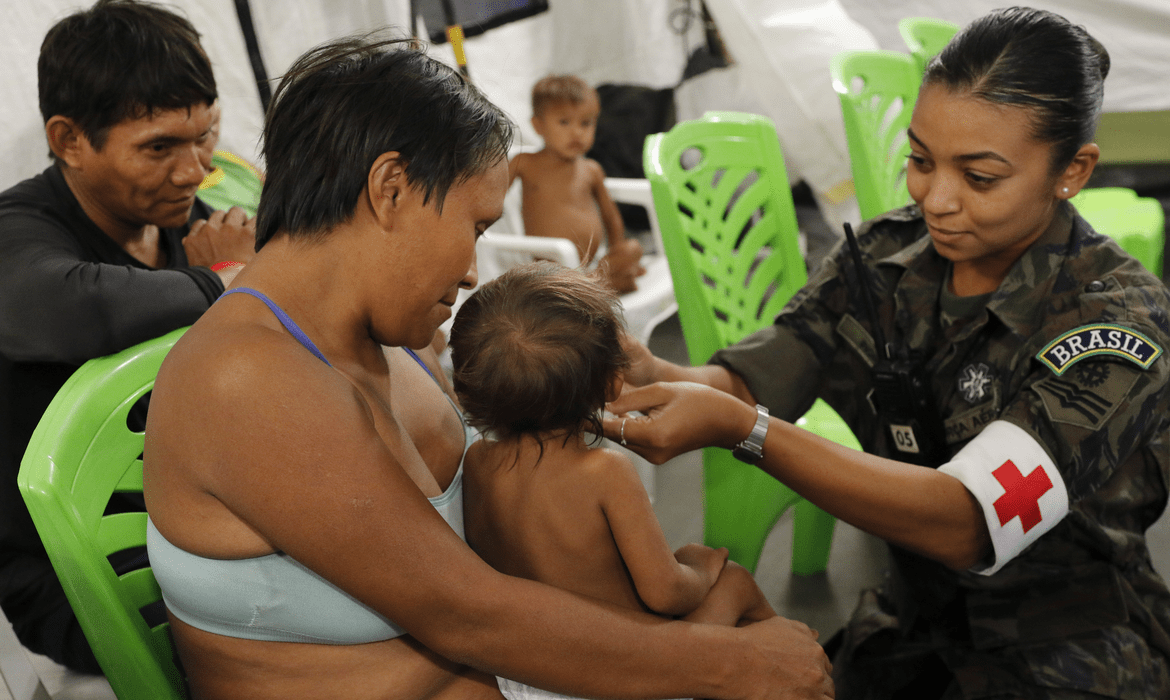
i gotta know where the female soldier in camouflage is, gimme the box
[611,7,1170,698]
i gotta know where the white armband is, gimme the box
[937,420,1068,576]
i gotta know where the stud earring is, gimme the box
[1062,187,1070,195]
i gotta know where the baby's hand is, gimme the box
[674,543,729,591]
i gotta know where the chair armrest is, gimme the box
[605,177,666,256]
[478,231,581,271]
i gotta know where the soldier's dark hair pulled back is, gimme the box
[925,6,1110,173]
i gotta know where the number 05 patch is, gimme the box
[1036,323,1162,375]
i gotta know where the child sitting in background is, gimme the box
[450,261,775,700]
[510,75,646,293]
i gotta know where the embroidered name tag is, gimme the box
[1036,324,1162,375]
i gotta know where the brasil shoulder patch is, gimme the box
[1036,323,1163,375]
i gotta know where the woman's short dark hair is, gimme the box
[38,0,216,154]
[255,34,514,249]
[925,6,1110,172]
[450,262,629,449]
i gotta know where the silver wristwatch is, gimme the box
[732,404,769,464]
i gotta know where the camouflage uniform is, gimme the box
[712,203,1170,699]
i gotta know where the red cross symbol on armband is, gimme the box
[992,460,1053,533]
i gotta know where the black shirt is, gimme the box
[0,165,222,666]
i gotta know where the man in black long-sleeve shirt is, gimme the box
[0,0,256,672]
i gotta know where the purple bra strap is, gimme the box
[219,287,331,367]
[402,347,436,381]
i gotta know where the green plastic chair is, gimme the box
[1072,187,1165,277]
[196,150,263,217]
[644,112,861,575]
[897,16,959,74]
[18,328,189,700]
[831,50,922,222]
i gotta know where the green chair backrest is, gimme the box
[18,328,189,700]
[1072,187,1166,276]
[196,150,263,217]
[643,112,805,363]
[897,16,959,74]
[831,50,922,223]
[644,113,852,575]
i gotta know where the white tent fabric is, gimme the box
[0,0,698,190]
[841,0,1170,113]
[676,0,879,231]
[2,1,1167,196]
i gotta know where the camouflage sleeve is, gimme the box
[707,323,824,422]
[709,252,851,423]
[710,213,922,429]
[999,321,1170,502]
[935,315,1170,575]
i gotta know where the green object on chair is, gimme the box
[830,50,922,222]
[197,150,263,217]
[18,328,189,700]
[1072,187,1165,277]
[897,16,960,74]
[643,112,860,575]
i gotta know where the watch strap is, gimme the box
[732,404,769,464]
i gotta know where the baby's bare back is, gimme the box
[463,438,647,612]
[515,154,606,264]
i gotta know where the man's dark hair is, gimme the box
[450,262,629,452]
[255,35,514,249]
[925,6,1110,173]
[38,0,217,156]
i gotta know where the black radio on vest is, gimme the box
[843,223,949,467]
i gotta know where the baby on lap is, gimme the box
[451,261,775,700]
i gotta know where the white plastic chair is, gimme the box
[464,177,674,501]
[477,177,677,347]
[0,608,51,700]
[475,231,580,283]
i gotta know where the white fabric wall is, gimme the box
[1,0,270,189]
[0,0,697,191]
[2,0,1167,194]
[676,0,879,231]
[840,0,1170,114]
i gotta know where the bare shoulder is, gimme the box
[574,443,646,497]
[582,157,607,183]
[509,152,536,180]
[462,439,506,477]
[156,310,358,422]
[145,309,383,544]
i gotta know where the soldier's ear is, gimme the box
[1054,143,1099,200]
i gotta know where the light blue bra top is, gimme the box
[148,287,471,645]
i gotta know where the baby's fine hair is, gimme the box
[531,74,597,118]
[450,261,629,443]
